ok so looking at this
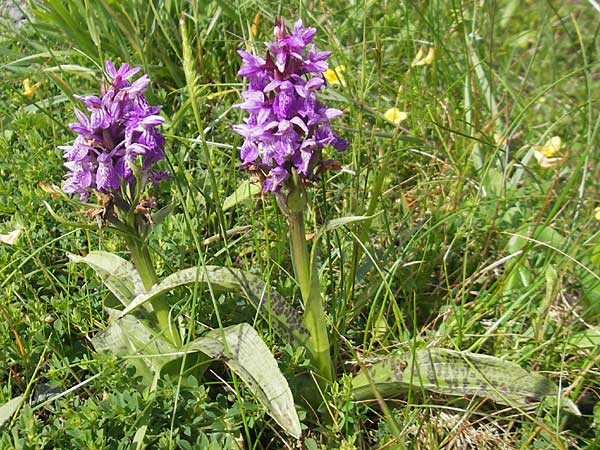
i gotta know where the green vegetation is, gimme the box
[1,0,599,448]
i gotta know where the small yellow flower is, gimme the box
[533,136,563,169]
[323,65,346,86]
[595,207,600,221]
[533,136,563,168]
[540,136,561,157]
[411,47,435,67]
[384,107,408,125]
[251,12,261,37]
[23,79,42,98]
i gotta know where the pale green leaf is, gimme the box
[313,214,378,244]
[92,308,177,384]
[23,94,69,114]
[187,323,301,439]
[68,251,145,307]
[119,266,309,346]
[222,181,261,212]
[566,328,600,350]
[0,395,24,427]
[310,214,379,269]
[132,425,148,450]
[352,348,579,414]
[152,204,175,226]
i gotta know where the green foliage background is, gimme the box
[1,0,599,448]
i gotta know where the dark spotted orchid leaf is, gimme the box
[119,265,309,347]
[352,348,579,414]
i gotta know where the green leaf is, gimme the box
[313,214,378,244]
[187,323,301,439]
[151,204,175,226]
[68,251,145,307]
[222,180,261,212]
[119,266,309,346]
[93,319,301,438]
[92,308,177,384]
[310,214,379,270]
[0,395,24,427]
[352,348,579,414]
[566,328,600,351]
[23,94,69,114]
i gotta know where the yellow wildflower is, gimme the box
[533,136,563,168]
[323,65,346,87]
[595,207,600,221]
[384,107,408,125]
[411,47,435,67]
[23,79,42,98]
[540,136,561,157]
[251,13,261,37]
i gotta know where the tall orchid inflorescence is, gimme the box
[60,61,168,202]
[233,18,348,193]
[233,19,346,384]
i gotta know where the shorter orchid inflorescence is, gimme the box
[60,61,168,202]
[233,18,348,193]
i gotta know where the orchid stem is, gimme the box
[126,236,181,348]
[288,210,333,384]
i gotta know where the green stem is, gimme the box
[125,236,181,347]
[289,211,311,302]
[288,211,333,384]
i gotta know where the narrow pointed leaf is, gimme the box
[0,395,24,427]
[119,266,309,346]
[352,348,578,413]
[310,214,380,270]
[313,214,378,244]
[68,251,145,307]
[151,204,175,226]
[222,180,261,212]
[187,323,301,439]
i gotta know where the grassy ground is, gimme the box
[1,0,599,448]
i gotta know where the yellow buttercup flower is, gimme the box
[411,47,435,67]
[323,65,346,86]
[384,107,408,125]
[23,79,42,98]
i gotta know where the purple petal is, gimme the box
[263,80,281,92]
[105,60,118,78]
[116,63,141,80]
[331,137,349,151]
[325,108,343,120]
[240,141,259,164]
[305,77,324,91]
[138,115,164,128]
[126,74,149,95]
[290,116,308,135]
[74,94,102,109]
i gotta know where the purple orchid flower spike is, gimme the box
[60,60,169,202]
[233,18,348,194]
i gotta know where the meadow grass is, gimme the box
[1,0,599,448]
